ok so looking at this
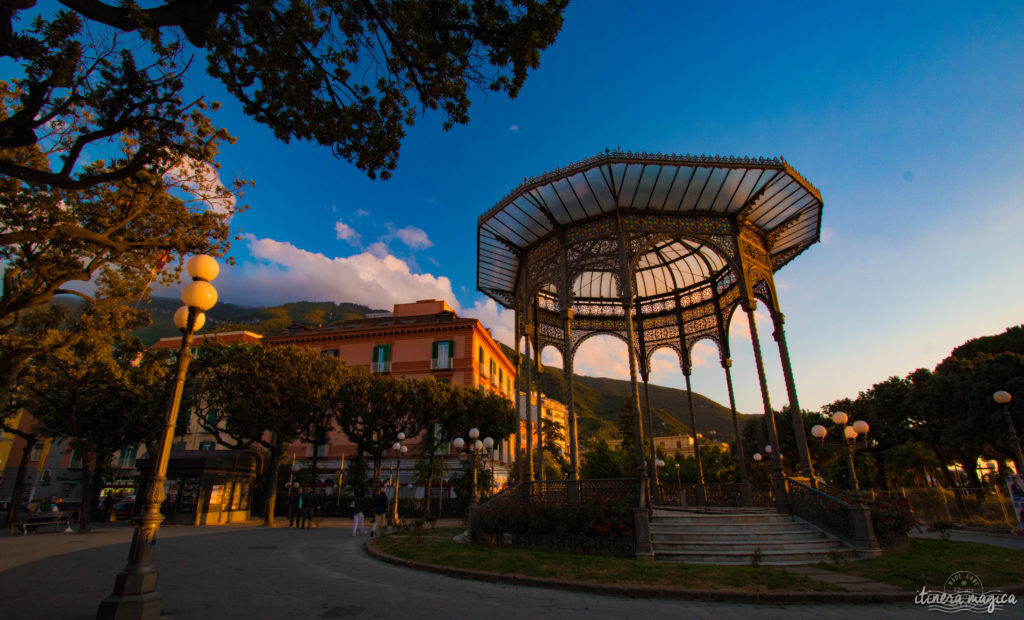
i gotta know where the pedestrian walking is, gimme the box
[351,492,367,536]
[371,485,388,537]
[301,487,317,529]
[288,487,302,528]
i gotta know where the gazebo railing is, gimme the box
[652,483,773,508]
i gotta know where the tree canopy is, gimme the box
[3,0,567,184]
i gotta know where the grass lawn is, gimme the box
[820,538,1024,590]
[373,527,838,592]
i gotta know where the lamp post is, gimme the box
[993,391,1023,474]
[453,428,492,505]
[98,255,218,620]
[391,433,407,525]
[811,412,869,499]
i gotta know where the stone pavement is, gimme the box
[0,519,1015,619]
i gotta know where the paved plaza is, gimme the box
[0,519,1015,619]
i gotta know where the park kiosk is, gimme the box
[135,449,261,525]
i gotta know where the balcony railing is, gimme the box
[430,357,452,370]
[371,361,391,373]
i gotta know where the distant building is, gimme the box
[518,393,569,458]
[264,299,517,498]
[607,433,730,458]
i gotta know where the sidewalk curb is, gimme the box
[364,538,925,605]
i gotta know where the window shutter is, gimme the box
[447,340,455,359]
[384,344,391,362]
[432,341,438,360]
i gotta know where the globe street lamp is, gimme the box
[391,433,408,524]
[453,428,492,505]
[993,391,1023,473]
[99,255,218,620]
[811,411,869,499]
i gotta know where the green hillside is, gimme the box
[496,343,753,443]
[134,297,383,345]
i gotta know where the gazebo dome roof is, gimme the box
[477,150,823,308]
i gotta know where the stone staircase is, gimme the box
[649,507,856,566]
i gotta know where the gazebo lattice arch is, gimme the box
[477,150,823,511]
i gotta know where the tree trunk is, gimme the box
[929,440,969,517]
[372,451,382,495]
[262,441,283,527]
[90,454,106,521]
[873,450,890,491]
[79,454,93,533]
[4,435,36,528]
[422,452,435,521]
[311,445,319,496]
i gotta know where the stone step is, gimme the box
[650,531,832,544]
[651,514,795,525]
[653,540,841,553]
[655,549,856,565]
[650,522,812,534]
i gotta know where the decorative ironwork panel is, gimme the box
[788,479,856,544]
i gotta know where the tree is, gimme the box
[10,292,171,531]
[579,438,630,479]
[332,370,425,495]
[3,1,567,183]
[189,342,344,525]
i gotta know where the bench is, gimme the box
[9,510,74,536]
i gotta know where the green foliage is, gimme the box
[476,497,634,539]
[579,438,631,478]
[3,2,566,183]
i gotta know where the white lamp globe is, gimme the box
[811,425,827,439]
[474,439,484,451]
[182,280,218,311]
[832,411,849,426]
[392,442,401,450]
[994,390,1012,405]
[173,306,206,332]
[453,437,465,449]
[753,453,763,462]
[400,445,408,454]
[186,254,219,281]
[397,432,406,441]
[469,428,480,440]
[483,437,494,449]
[852,420,870,435]
[655,459,665,467]
[844,426,858,440]
[764,444,772,454]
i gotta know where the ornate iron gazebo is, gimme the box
[477,150,822,510]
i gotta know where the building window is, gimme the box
[478,347,484,365]
[499,368,503,384]
[489,359,497,379]
[69,449,81,469]
[29,443,43,462]
[118,446,137,467]
[321,349,339,357]
[314,444,327,457]
[371,344,391,373]
[431,340,455,370]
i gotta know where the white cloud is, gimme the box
[509,124,520,132]
[820,227,834,244]
[573,335,630,380]
[366,241,389,258]
[393,226,432,250]
[214,235,459,309]
[462,298,515,348]
[354,209,370,218]
[334,220,361,246]
[164,157,236,215]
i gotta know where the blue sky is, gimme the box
[161,1,1023,415]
